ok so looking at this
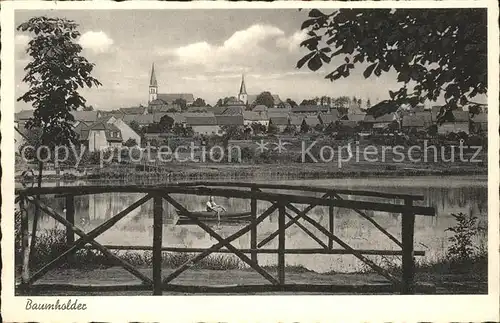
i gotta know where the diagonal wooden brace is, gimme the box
[162,198,278,284]
[25,196,153,286]
[258,192,331,248]
[164,194,279,285]
[331,192,403,248]
[285,211,328,249]
[286,203,401,286]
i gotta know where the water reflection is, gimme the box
[20,176,488,273]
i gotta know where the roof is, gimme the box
[252,105,267,112]
[216,115,244,126]
[152,112,168,123]
[472,113,487,124]
[451,110,470,122]
[319,111,340,124]
[150,63,158,87]
[166,113,186,124]
[402,115,426,128]
[292,105,330,113]
[15,110,34,121]
[158,93,195,103]
[187,106,209,113]
[340,120,358,128]
[363,113,395,123]
[123,114,154,125]
[73,122,90,139]
[83,121,123,142]
[289,114,304,126]
[304,115,320,126]
[71,111,100,123]
[120,106,147,115]
[243,111,268,121]
[268,107,290,114]
[270,116,289,125]
[346,114,366,122]
[221,106,245,116]
[103,111,125,119]
[185,115,218,126]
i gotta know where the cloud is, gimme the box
[165,24,287,69]
[78,31,114,54]
[276,29,308,52]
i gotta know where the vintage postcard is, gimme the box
[1,0,499,322]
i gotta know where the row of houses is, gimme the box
[14,104,488,152]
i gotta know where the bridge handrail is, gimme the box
[15,185,434,216]
[174,181,425,201]
[15,182,424,201]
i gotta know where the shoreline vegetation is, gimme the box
[15,161,487,183]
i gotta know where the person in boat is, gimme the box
[206,196,226,228]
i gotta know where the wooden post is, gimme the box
[250,188,258,264]
[20,197,30,284]
[401,198,415,294]
[29,201,40,268]
[65,195,75,246]
[278,203,285,285]
[153,195,163,295]
[328,204,334,249]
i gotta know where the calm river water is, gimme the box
[20,175,488,273]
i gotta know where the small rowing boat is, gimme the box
[175,210,251,219]
[176,216,252,226]
[175,210,252,226]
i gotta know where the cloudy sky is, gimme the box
[15,9,411,111]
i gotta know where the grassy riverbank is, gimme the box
[16,159,488,183]
[16,228,487,294]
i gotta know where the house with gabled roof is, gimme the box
[185,114,220,135]
[318,110,340,125]
[292,105,331,115]
[79,121,123,152]
[120,106,148,115]
[243,111,269,127]
[216,115,244,128]
[97,115,141,146]
[269,116,289,132]
[303,115,320,128]
[401,111,433,132]
[71,110,102,124]
[438,110,470,134]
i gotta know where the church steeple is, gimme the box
[149,63,158,102]
[238,74,247,104]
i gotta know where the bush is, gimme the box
[446,212,479,261]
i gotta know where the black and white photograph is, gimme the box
[2,1,499,322]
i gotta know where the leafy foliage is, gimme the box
[192,97,207,107]
[300,120,310,133]
[173,98,187,111]
[267,122,278,134]
[254,91,275,109]
[123,138,138,147]
[17,16,102,147]
[446,212,479,261]
[298,9,487,119]
[285,98,298,108]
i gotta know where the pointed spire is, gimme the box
[239,74,247,95]
[150,63,158,87]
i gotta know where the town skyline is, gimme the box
[14,9,415,112]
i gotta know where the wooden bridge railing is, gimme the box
[15,182,435,295]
